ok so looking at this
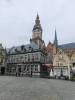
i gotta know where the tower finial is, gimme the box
[35,13,40,25]
[36,13,39,20]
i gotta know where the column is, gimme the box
[38,64,40,76]
[68,64,70,79]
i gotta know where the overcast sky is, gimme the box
[0,0,75,48]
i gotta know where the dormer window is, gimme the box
[24,48,26,52]
[21,45,24,51]
[29,46,33,51]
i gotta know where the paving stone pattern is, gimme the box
[0,76,75,100]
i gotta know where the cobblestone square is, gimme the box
[0,76,75,100]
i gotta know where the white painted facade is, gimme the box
[53,49,72,78]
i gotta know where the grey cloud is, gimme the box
[0,0,75,48]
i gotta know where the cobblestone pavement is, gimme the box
[0,76,75,100]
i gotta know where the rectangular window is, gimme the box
[27,65,30,71]
[73,63,75,67]
[32,53,34,61]
[24,65,26,71]
[24,55,27,62]
[35,65,38,71]
[28,54,30,62]
[35,53,38,61]
[60,63,63,66]
[31,65,34,71]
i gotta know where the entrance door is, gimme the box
[73,63,75,67]
[17,67,21,76]
[1,67,5,75]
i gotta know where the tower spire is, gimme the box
[33,14,42,32]
[36,13,39,20]
[35,13,40,25]
[54,28,58,48]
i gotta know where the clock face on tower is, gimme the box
[34,28,41,33]
[36,29,39,32]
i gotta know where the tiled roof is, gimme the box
[46,41,53,54]
[59,43,75,49]
[6,41,40,54]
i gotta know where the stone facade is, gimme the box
[6,14,47,77]
[6,41,47,77]
[53,49,75,79]
[53,48,70,78]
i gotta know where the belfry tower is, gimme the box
[31,14,45,49]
